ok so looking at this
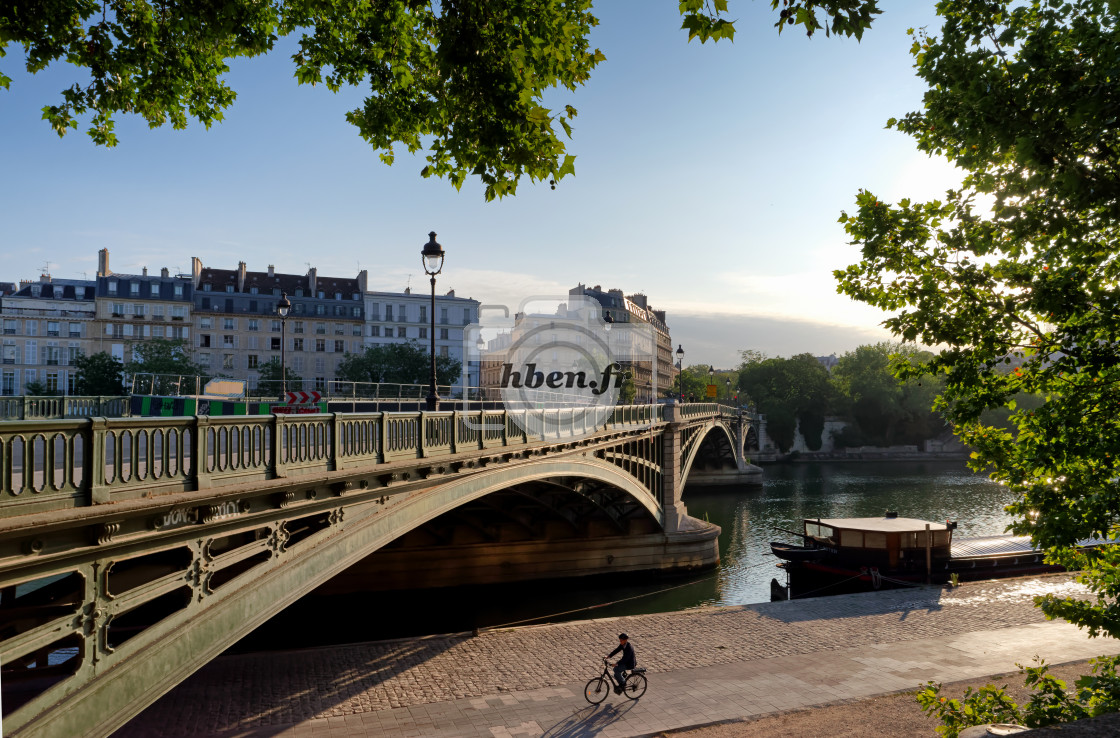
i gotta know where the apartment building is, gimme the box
[94,250,193,366]
[191,259,365,391]
[364,287,481,389]
[0,275,97,395]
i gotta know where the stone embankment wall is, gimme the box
[752,414,967,463]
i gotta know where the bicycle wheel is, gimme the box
[584,677,609,704]
[623,673,647,700]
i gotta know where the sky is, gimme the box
[0,2,961,369]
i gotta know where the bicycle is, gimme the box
[584,659,647,703]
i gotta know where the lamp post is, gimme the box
[726,377,731,404]
[421,232,445,411]
[475,334,485,401]
[676,344,685,403]
[277,291,291,401]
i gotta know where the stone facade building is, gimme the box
[190,259,364,392]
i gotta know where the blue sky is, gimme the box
[0,2,957,368]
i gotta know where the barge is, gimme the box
[769,514,1074,600]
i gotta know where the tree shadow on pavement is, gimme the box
[541,701,637,738]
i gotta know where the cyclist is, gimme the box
[607,633,636,694]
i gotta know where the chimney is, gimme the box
[446,288,455,297]
[357,269,367,294]
[592,285,601,292]
[161,267,169,278]
[40,273,51,283]
[237,261,247,292]
[142,266,148,277]
[268,265,275,277]
[191,257,203,287]
[308,267,317,293]
[97,248,110,277]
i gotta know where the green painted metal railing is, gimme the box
[0,404,677,520]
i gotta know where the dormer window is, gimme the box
[250,286,258,294]
[108,280,118,295]
[335,292,342,300]
[295,289,303,297]
[225,285,234,293]
[203,283,212,292]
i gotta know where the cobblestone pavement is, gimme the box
[117,574,1117,737]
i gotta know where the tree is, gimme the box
[835,0,1120,637]
[831,342,943,447]
[336,342,461,388]
[23,380,53,396]
[1,1,879,200]
[618,369,637,405]
[670,364,709,402]
[128,339,206,395]
[72,351,126,396]
[737,354,834,452]
[255,357,302,396]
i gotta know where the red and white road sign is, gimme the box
[285,390,322,404]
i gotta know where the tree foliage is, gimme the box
[72,351,126,396]
[835,0,1120,636]
[831,342,944,447]
[129,338,204,378]
[737,353,834,452]
[337,342,461,387]
[1,1,880,199]
[255,357,302,394]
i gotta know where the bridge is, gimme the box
[0,402,757,737]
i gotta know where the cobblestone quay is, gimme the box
[118,574,1120,737]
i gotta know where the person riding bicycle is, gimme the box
[607,633,636,694]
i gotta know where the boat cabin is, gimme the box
[804,516,955,569]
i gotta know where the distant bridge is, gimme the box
[0,402,756,737]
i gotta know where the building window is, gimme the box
[440,307,448,324]
[108,280,118,295]
[353,326,362,336]
[130,282,140,295]
[223,318,235,330]
[439,346,449,358]
[371,326,380,337]
[315,339,325,352]
[174,283,184,297]
[198,353,211,368]
[419,327,427,339]
[314,376,326,390]
[153,305,164,317]
[293,321,304,334]
[1,370,14,395]
[315,304,325,316]
[352,306,361,318]
[271,320,281,332]
[45,372,60,393]
[439,328,449,340]
[398,305,407,322]
[248,319,259,331]
[317,290,325,299]
[134,304,146,316]
[271,337,281,351]
[335,292,342,300]
[199,334,211,348]
[47,321,60,336]
[334,340,344,353]
[43,346,61,366]
[203,283,212,292]
[25,322,37,337]
[315,358,325,373]
[370,303,380,320]
[248,355,259,369]
[250,287,259,295]
[200,317,212,329]
[2,344,16,364]
[225,285,234,293]
[152,326,164,338]
[223,335,235,348]
[248,336,258,350]
[397,327,406,338]
[223,354,235,369]
[170,326,188,340]
[384,305,393,321]
[171,306,187,319]
[419,306,427,322]
[201,297,211,310]
[3,320,16,335]
[293,338,304,351]
[352,293,360,301]
[315,322,326,334]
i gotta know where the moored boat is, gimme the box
[770,513,1087,600]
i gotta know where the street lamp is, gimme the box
[726,377,731,404]
[421,231,445,411]
[676,344,685,403]
[277,291,291,401]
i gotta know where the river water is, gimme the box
[236,460,1017,651]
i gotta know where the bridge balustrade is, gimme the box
[0,404,676,520]
[0,395,130,420]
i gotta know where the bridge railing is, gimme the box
[0,403,682,519]
[0,396,131,420]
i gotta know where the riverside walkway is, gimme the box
[118,574,1120,737]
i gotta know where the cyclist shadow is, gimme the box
[540,701,637,737]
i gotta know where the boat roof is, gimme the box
[811,517,951,533]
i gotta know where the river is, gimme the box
[234,459,1017,651]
